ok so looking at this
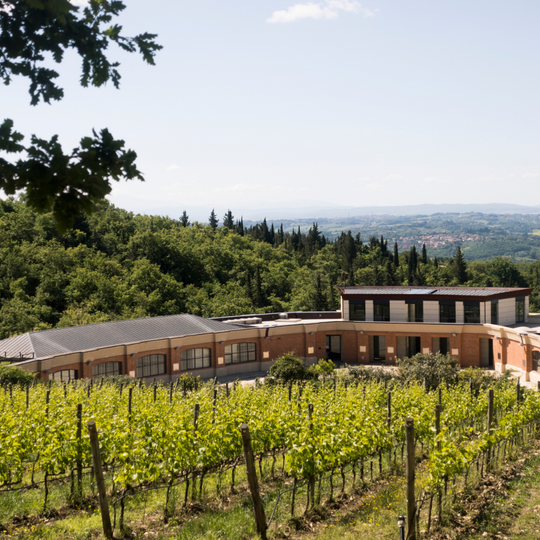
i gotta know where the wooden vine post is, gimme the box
[87,421,113,539]
[405,417,416,540]
[239,423,268,540]
[192,403,200,501]
[487,388,494,469]
[76,403,83,500]
[308,403,315,507]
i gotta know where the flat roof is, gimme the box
[338,286,533,301]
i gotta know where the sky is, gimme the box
[4,0,540,219]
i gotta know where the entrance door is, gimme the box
[372,335,386,362]
[480,338,493,368]
[326,335,342,362]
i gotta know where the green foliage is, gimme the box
[307,358,335,377]
[344,363,396,383]
[0,0,162,230]
[176,373,202,392]
[1,199,540,339]
[397,352,459,390]
[0,362,34,385]
[268,352,312,382]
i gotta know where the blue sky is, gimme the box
[4,0,540,217]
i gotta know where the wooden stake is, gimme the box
[405,417,416,540]
[76,404,83,500]
[87,421,113,539]
[239,423,267,540]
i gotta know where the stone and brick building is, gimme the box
[1,286,539,384]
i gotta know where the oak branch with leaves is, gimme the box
[0,0,162,231]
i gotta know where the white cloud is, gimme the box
[267,0,375,23]
[523,173,539,178]
[69,0,90,6]
[166,165,180,171]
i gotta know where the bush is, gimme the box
[307,359,335,378]
[176,373,202,391]
[0,362,34,385]
[268,352,312,382]
[397,352,459,390]
[344,363,397,383]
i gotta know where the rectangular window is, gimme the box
[374,300,390,322]
[52,369,78,383]
[464,301,480,324]
[181,348,211,371]
[225,342,257,364]
[533,351,540,372]
[406,336,421,356]
[516,297,525,323]
[439,302,456,323]
[136,354,166,378]
[349,300,365,321]
[92,362,121,379]
[491,301,498,325]
[406,301,423,323]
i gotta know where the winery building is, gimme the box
[2,286,539,384]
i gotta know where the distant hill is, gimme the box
[110,198,540,221]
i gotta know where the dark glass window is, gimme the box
[225,342,256,364]
[516,297,525,323]
[533,351,540,372]
[136,354,166,378]
[491,301,498,325]
[181,348,211,371]
[350,300,365,321]
[406,301,423,323]
[439,302,456,323]
[374,300,390,322]
[464,302,480,324]
[92,362,121,379]
[52,369,77,383]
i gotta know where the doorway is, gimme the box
[480,338,494,368]
[370,335,386,363]
[326,335,342,362]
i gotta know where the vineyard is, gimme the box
[0,374,539,539]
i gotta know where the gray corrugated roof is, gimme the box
[0,315,247,361]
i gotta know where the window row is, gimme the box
[349,299,525,324]
[86,343,259,379]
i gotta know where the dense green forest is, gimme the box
[1,198,540,340]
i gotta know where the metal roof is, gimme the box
[338,286,532,300]
[0,314,247,361]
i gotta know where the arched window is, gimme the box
[225,342,256,364]
[92,362,122,379]
[136,354,166,378]
[52,369,78,383]
[181,348,211,371]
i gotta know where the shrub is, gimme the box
[307,359,335,378]
[344,363,396,383]
[176,373,202,391]
[397,352,459,390]
[268,352,312,382]
[0,362,34,386]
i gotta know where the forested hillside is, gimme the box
[1,198,540,340]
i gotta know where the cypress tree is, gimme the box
[223,209,234,229]
[393,242,399,266]
[312,273,327,311]
[208,209,219,230]
[453,246,468,284]
[254,266,264,308]
[180,211,190,227]
[421,243,427,264]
